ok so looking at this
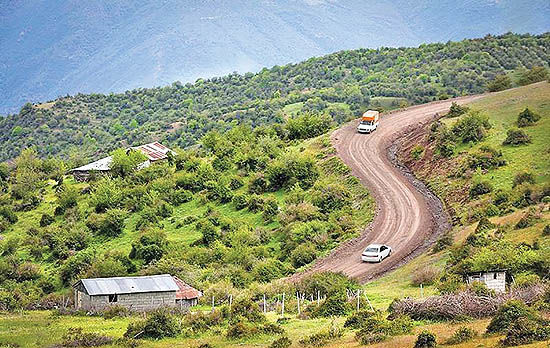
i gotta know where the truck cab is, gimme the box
[357,110,379,133]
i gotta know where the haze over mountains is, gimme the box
[1,0,549,114]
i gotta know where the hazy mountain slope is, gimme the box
[1,0,549,114]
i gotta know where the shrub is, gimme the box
[298,321,343,346]
[431,232,453,252]
[270,336,291,348]
[486,300,535,334]
[315,292,352,317]
[40,213,55,227]
[249,173,269,194]
[290,243,317,268]
[87,209,127,237]
[232,193,249,210]
[513,171,535,187]
[0,206,18,224]
[469,179,492,199]
[500,317,550,346]
[226,320,258,339]
[262,197,279,222]
[311,182,351,214]
[518,66,548,86]
[260,322,285,335]
[231,297,265,323]
[124,309,181,339]
[184,309,223,334]
[515,208,539,229]
[103,305,130,319]
[451,111,491,143]
[56,185,79,210]
[414,330,436,348]
[61,327,113,347]
[247,195,265,213]
[344,310,379,329]
[465,146,506,170]
[411,266,439,286]
[543,225,550,236]
[517,108,541,127]
[446,102,469,118]
[285,112,333,140]
[129,231,167,264]
[251,259,285,283]
[410,145,425,160]
[445,326,477,345]
[487,74,512,92]
[503,129,531,146]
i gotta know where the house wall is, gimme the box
[75,290,177,311]
[467,272,506,293]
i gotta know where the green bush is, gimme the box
[40,213,55,227]
[486,300,536,334]
[124,309,181,339]
[248,173,269,194]
[445,326,477,345]
[487,74,512,92]
[285,112,333,140]
[465,146,506,170]
[469,179,492,199]
[513,171,536,188]
[247,195,265,213]
[262,197,279,222]
[543,225,550,236]
[0,206,17,224]
[230,297,265,323]
[103,305,130,319]
[518,66,548,86]
[290,243,317,268]
[503,129,531,146]
[269,336,291,348]
[129,230,167,264]
[500,317,550,346]
[344,310,379,329]
[298,322,343,347]
[314,291,352,317]
[446,102,469,118]
[410,145,425,160]
[311,182,352,214]
[87,209,127,237]
[451,111,491,143]
[517,107,541,127]
[232,193,249,210]
[414,330,436,348]
[251,259,285,283]
[183,310,223,334]
[226,320,258,339]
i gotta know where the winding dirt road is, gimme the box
[300,95,485,283]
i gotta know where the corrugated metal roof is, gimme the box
[173,276,202,300]
[71,156,113,172]
[132,142,175,162]
[76,274,179,295]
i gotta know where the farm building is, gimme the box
[466,270,506,293]
[70,142,175,181]
[72,274,202,311]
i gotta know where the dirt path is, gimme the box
[296,95,485,283]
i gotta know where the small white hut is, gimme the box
[466,270,506,293]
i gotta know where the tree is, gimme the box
[487,74,511,92]
[518,66,548,86]
[109,148,147,178]
[503,129,531,146]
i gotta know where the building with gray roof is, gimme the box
[73,274,201,311]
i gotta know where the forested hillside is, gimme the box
[1,33,549,162]
[2,0,549,114]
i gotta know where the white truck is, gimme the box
[357,110,380,133]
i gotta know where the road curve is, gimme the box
[299,95,485,284]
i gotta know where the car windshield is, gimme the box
[364,247,379,253]
[360,120,372,125]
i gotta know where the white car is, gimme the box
[357,120,378,133]
[361,244,392,263]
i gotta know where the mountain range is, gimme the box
[1,0,549,114]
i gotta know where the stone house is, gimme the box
[466,270,506,293]
[72,274,201,311]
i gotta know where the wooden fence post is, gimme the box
[263,294,266,314]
